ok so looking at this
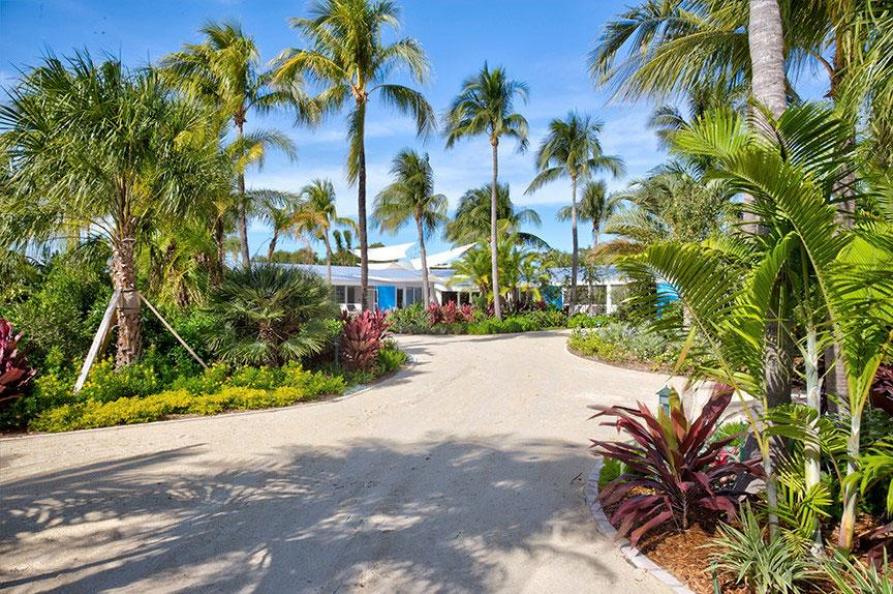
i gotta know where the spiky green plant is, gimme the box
[206,265,339,367]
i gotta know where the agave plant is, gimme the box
[0,319,36,406]
[591,384,761,545]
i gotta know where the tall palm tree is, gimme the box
[373,149,447,305]
[0,55,227,367]
[446,183,544,248]
[274,0,435,310]
[526,112,624,309]
[557,180,621,248]
[295,179,354,284]
[748,0,787,119]
[444,64,529,319]
[248,189,304,261]
[162,21,312,269]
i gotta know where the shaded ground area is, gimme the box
[1,331,673,593]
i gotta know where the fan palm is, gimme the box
[274,0,435,310]
[206,264,339,367]
[526,112,624,309]
[373,149,447,305]
[446,184,544,249]
[295,179,355,284]
[444,63,529,319]
[557,181,621,248]
[0,54,228,367]
[161,21,312,268]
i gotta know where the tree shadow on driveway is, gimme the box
[1,436,613,593]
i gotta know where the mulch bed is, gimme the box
[603,498,890,594]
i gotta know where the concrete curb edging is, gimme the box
[585,458,696,594]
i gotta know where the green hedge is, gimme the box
[30,362,347,432]
[567,322,684,370]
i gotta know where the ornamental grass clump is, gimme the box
[591,384,761,546]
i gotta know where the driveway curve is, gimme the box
[1,331,675,593]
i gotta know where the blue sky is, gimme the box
[1,0,830,258]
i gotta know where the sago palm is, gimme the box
[526,112,624,308]
[373,149,447,305]
[295,179,355,284]
[444,63,529,319]
[162,21,312,268]
[274,0,435,310]
[0,54,228,367]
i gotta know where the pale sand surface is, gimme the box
[1,331,674,593]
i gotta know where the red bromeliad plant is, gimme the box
[590,384,761,546]
[0,319,36,407]
[341,310,389,371]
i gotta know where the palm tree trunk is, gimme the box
[236,121,251,269]
[356,100,370,311]
[212,217,225,287]
[839,409,861,551]
[570,175,579,313]
[804,324,824,555]
[416,214,431,305]
[324,230,333,285]
[748,0,788,541]
[490,139,502,320]
[111,222,141,368]
[593,221,599,248]
[267,229,279,261]
[748,0,787,119]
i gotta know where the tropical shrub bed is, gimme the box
[387,302,566,335]
[0,264,408,434]
[568,319,684,371]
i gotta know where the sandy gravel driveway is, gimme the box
[1,331,674,593]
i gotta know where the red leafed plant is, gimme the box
[590,384,761,546]
[0,319,36,407]
[459,304,474,322]
[341,310,389,371]
[426,302,443,326]
[870,364,893,416]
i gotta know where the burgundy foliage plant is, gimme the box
[427,302,475,326]
[341,310,389,371]
[870,364,893,416]
[0,319,36,406]
[590,384,761,546]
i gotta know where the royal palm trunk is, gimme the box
[748,0,788,539]
[490,139,502,320]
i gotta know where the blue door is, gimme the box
[377,285,397,310]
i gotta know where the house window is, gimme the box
[346,286,358,304]
[334,286,346,304]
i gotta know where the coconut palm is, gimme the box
[526,112,624,309]
[274,0,435,310]
[161,21,313,269]
[373,149,447,305]
[295,179,355,284]
[557,181,622,249]
[444,63,529,319]
[446,183,544,248]
[248,189,304,261]
[0,54,228,367]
